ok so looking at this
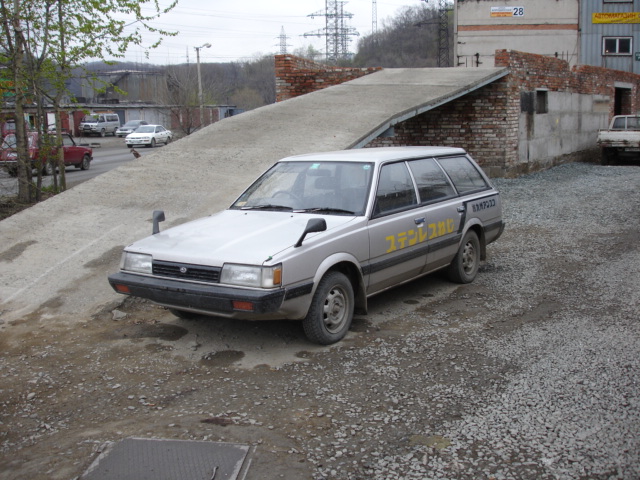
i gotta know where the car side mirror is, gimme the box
[294,218,327,248]
[152,210,165,235]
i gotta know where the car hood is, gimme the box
[126,132,151,138]
[125,209,358,266]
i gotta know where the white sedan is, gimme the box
[125,125,172,148]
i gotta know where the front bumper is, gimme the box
[125,138,151,145]
[108,271,289,318]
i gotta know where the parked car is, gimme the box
[597,114,640,164]
[109,147,504,345]
[1,131,39,175]
[116,120,148,138]
[79,112,120,137]
[0,132,92,175]
[125,125,172,148]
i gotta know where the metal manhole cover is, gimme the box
[80,437,253,480]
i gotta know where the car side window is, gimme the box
[407,158,456,204]
[62,136,73,147]
[374,162,417,215]
[437,156,488,194]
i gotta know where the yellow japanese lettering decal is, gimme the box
[385,219,456,253]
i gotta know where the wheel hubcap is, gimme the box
[462,241,477,274]
[322,286,348,333]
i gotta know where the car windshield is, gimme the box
[135,126,154,133]
[81,115,99,122]
[122,122,140,128]
[231,161,374,215]
[2,134,16,149]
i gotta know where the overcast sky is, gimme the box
[120,0,425,65]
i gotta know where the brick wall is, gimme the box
[275,50,640,176]
[367,81,520,177]
[275,55,382,102]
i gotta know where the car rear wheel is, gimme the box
[303,271,354,345]
[80,155,90,170]
[447,230,480,284]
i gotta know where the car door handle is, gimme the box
[457,206,466,213]
[414,217,425,225]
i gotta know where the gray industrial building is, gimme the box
[456,0,640,74]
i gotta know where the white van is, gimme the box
[79,113,121,137]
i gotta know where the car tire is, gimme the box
[303,271,354,345]
[100,129,106,137]
[42,161,54,176]
[447,230,480,284]
[165,136,171,145]
[80,155,90,170]
[169,308,200,320]
[147,138,156,148]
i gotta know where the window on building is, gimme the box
[536,90,548,114]
[603,37,632,56]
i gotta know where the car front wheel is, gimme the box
[147,138,156,148]
[42,161,54,176]
[303,271,354,345]
[447,230,480,284]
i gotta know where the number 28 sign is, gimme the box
[491,7,525,18]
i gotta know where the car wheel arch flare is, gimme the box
[310,253,367,315]
[461,221,487,261]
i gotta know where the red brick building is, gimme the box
[275,51,640,177]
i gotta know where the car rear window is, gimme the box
[436,156,488,194]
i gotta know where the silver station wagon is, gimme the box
[108,147,504,345]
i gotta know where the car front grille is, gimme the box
[152,260,221,283]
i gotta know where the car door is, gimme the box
[407,157,463,272]
[155,126,167,143]
[61,135,82,165]
[366,161,427,294]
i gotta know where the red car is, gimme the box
[1,132,92,175]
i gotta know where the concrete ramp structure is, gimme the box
[0,66,534,322]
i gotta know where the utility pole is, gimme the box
[278,26,291,55]
[420,0,452,67]
[194,43,211,129]
[304,0,359,63]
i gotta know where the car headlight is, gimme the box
[121,252,152,274]
[220,263,282,288]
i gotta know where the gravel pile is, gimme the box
[302,163,640,479]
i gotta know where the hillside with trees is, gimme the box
[79,4,445,115]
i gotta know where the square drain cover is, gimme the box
[80,437,253,480]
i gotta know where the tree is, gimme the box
[0,0,177,203]
[353,5,440,68]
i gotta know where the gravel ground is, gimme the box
[0,162,638,480]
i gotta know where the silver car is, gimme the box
[109,147,504,344]
[116,120,148,138]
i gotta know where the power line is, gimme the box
[304,0,359,63]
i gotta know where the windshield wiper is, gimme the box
[240,204,293,211]
[296,207,355,215]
